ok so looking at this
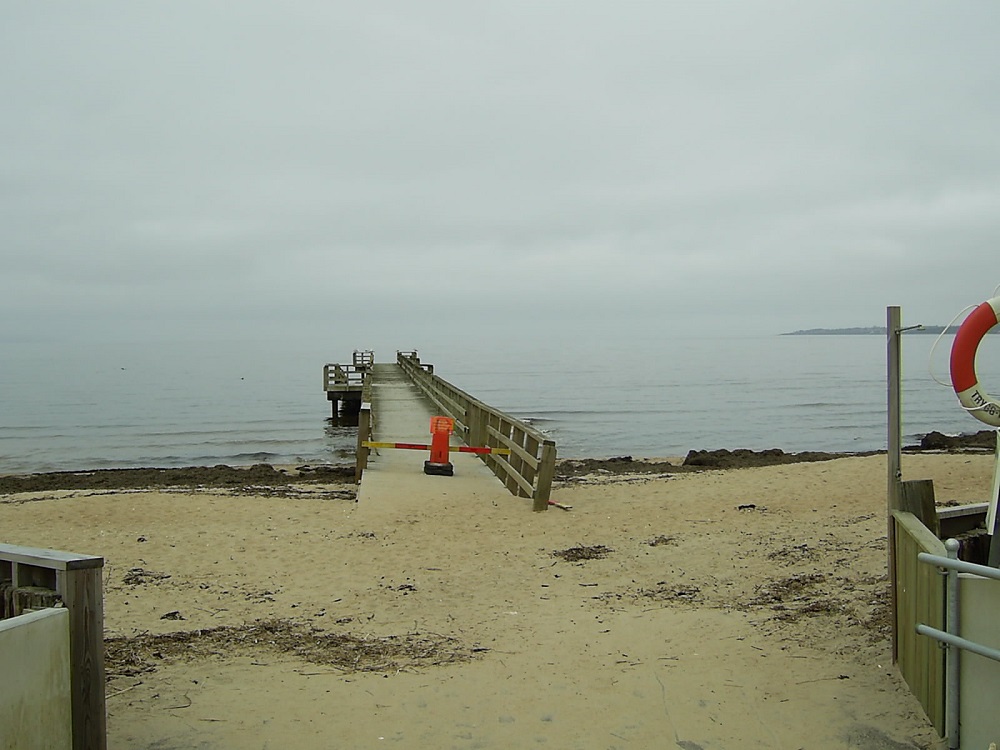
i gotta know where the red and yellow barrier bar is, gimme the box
[362,441,511,455]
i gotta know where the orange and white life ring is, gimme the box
[950,297,1000,427]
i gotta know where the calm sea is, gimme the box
[1,333,997,474]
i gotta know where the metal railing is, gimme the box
[917,540,1000,750]
[396,351,556,510]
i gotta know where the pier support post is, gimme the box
[468,404,486,451]
[356,403,371,485]
[533,441,557,512]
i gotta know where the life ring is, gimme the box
[949,297,1000,427]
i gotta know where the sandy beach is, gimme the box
[2,449,993,749]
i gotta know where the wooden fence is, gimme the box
[892,510,945,737]
[1,543,106,750]
[396,351,557,510]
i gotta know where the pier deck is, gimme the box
[324,351,556,510]
[356,364,509,511]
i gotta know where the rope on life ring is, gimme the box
[949,297,1000,427]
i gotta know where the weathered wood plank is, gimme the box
[0,544,103,571]
[13,586,62,614]
[62,566,107,750]
[355,404,372,484]
[892,510,945,737]
[898,479,940,538]
[485,425,540,468]
[534,441,557,509]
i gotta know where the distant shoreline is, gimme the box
[783,326,962,335]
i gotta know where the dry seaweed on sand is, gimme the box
[645,534,675,547]
[552,545,614,562]
[105,620,483,678]
[121,567,171,586]
[555,456,697,483]
[747,572,828,606]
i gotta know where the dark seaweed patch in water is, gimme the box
[553,545,613,562]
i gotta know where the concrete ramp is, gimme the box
[356,364,509,513]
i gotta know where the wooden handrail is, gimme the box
[396,351,556,509]
[323,363,368,390]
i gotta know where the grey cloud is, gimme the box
[2,1,1000,342]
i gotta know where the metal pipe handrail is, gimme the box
[915,624,1000,664]
[917,552,1000,581]
[916,538,1000,750]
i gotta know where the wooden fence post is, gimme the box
[61,565,106,750]
[899,479,939,538]
[467,403,485,451]
[356,403,372,485]
[533,441,557,511]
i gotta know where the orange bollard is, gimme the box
[424,416,455,476]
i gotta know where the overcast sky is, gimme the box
[3,2,999,344]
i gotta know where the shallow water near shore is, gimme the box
[1,332,997,473]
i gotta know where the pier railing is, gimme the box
[324,350,373,418]
[322,363,367,391]
[396,351,556,510]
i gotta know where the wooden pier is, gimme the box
[322,350,372,417]
[323,350,556,509]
